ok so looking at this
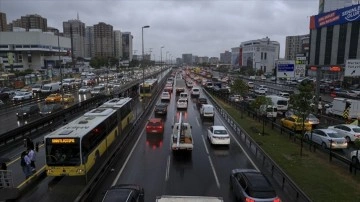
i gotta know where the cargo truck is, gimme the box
[171,112,193,152]
[175,79,186,95]
[327,97,360,119]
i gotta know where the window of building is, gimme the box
[15,45,22,48]
[23,45,30,48]
[0,45,8,48]
[349,21,360,59]
[337,24,347,64]
[264,52,267,60]
[261,52,263,60]
[18,54,23,63]
[324,26,333,65]
[31,45,39,48]
[315,29,322,65]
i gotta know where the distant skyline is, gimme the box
[0,0,318,59]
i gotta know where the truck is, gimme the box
[171,112,193,152]
[327,97,360,119]
[266,95,289,114]
[156,195,223,202]
[175,79,186,95]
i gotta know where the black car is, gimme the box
[0,87,11,100]
[16,104,40,119]
[39,103,63,116]
[230,169,280,202]
[154,103,168,115]
[102,184,144,202]
[197,97,208,109]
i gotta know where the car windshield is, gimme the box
[327,132,341,138]
[352,127,360,133]
[214,130,227,135]
[33,84,41,88]
[148,121,161,126]
[248,190,277,198]
[278,100,288,105]
[94,87,102,90]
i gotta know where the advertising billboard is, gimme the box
[276,60,295,78]
[345,59,360,77]
[310,4,360,29]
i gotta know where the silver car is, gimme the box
[304,129,347,149]
[328,124,360,143]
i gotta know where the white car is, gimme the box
[254,88,266,95]
[179,92,188,101]
[78,86,92,94]
[328,124,360,143]
[191,87,200,97]
[12,92,32,101]
[304,129,347,149]
[161,92,171,101]
[207,125,230,145]
[177,98,188,109]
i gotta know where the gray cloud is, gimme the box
[0,0,318,59]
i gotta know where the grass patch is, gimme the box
[214,97,360,202]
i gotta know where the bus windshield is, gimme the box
[45,138,81,166]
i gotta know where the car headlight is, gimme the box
[23,113,27,115]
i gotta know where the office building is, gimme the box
[85,26,95,58]
[10,14,47,32]
[63,19,86,58]
[93,22,114,57]
[122,32,133,61]
[198,56,209,64]
[309,4,360,78]
[0,12,7,31]
[0,30,71,71]
[182,54,193,65]
[231,47,240,67]
[240,37,280,73]
[220,51,231,64]
[285,34,310,60]
[319,0,360,13]
[114,30,123,59]
[209,57,219,65]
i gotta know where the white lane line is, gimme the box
[208,156,220,188]
[165,155,171,181]
[201,135,209,155]
[196,117,200,127]
[112,127,145,186]
[217,114,260,171]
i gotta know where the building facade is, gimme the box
[94,22,114,58]
[182,54,193,65]
[285,34,310,60]
[220,51,231,64]
[63,19,86,58]
[309,4,360,78]
[319,0,360,13]
[9,14,47,32]
[113,30,123,59]
[0,31,71,71]
[85,26,95,58]
[240,37,280,73]
[231,47,240,67]
[209,57,219,65]
[0,12,7,31]
[122,32,133,61]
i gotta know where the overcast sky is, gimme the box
[0,0,318,60]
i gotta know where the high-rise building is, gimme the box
[285,34,310,60]
[231,47,240,67]
[0,12,7,31]
[85,26,95,58]
[220,51,231,64]
[10,14,47,31]
[114,30,123,59]
[94,22,114,57]
[240,37,280,73]
[319,0,360,13]
[63,19,86,58]
[182,54,193,65]
[209,57,219,65]
[122,32,133,61]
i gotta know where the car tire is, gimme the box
[304,134,310,141]
[352,156,359,165]
[345,136,351,143]
[321,142,327,149]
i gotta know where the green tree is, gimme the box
[230,78,249,96]
[250,96,272,110]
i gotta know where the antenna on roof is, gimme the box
[77,12,79,20]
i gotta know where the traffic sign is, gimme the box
[345,59,360,77]
[277,60,295,78]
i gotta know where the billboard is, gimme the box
[310,4,360,30]
[345,59,360,77]
[276,60,295,78]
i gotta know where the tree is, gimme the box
[250,96,272,111]
[230,78,248,96]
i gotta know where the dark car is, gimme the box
[0,87,11,100]
[102,184,144,202]
[16,104,40,119]
[230,169,280,202]
[154,103,168,115]
[39,103,63,116]
[197,97,208,109]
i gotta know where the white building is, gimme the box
[319,0,360,13]
[114,30,123,59]
[240,37,280,74]
[0,30,71,71]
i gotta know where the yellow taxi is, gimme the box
[61,94,75,103]
[45,93,62,103]
[280,115,312,132]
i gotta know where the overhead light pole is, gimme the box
[56,29,64,105]
[166,51,169,66]
[141,25,150,99]
[160,46,164,71]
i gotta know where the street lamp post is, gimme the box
[166,51,169,66]
[160,46,164,71]
[56,29,64,105]
[141,25,150,99]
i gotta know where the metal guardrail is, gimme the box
[203,89,312,202]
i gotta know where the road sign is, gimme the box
[295,64,306,78]
[345,59,360,77]
[277,60,295,78]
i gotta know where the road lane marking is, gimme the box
[112,127,145,186]
[208,156,220,188]
[165,155,170,181]
[201,135,209,155]
[196,117,200,127]
[217,112,260,171]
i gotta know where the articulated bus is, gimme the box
[139,78,158,98]
[44,97,133,177]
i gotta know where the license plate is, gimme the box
[152,130,157,133]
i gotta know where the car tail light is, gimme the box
[146,125,151,129]
[245,198,255,202]
[158,126,163,129]
[273,197,281,202]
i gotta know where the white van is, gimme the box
[62,78,76,88]
[278,92,290,99]
[266,95,289,112]
[200,104,215,121]
[180,92,188,101]
[41,83,61,93]
[259,105,277,118]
